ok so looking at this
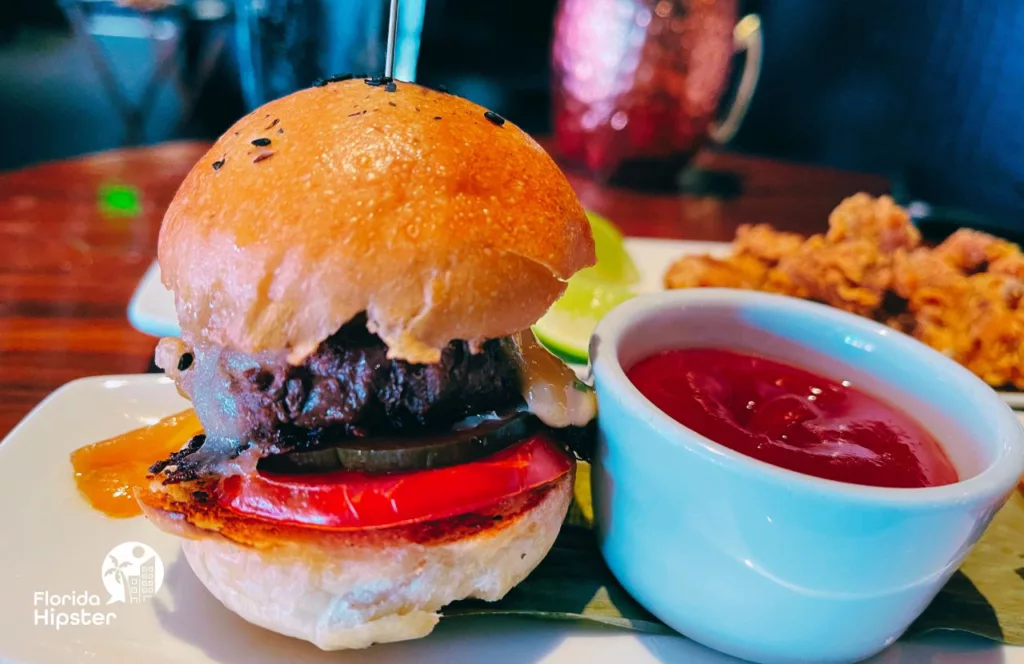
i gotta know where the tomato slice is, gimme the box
[217,434,573,530]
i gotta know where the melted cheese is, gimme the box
[507,330,597,428]
[155,339,276,479]
[70,409,202,517]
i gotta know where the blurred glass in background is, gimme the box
[234,0,426,110]
[58,0,231,146]
[551,0,761,190]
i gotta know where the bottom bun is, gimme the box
[140,467,573,650]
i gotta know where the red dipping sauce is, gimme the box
[627,348,959,488]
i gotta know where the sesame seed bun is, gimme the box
[137,466,574,649]
[158,79,594,364]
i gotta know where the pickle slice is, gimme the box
[260,411,539,474]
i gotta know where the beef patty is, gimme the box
[168,314,521,449]
[238,317,521,447]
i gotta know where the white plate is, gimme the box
[128,261,179,339]
[0,375,1020,663]
[127,238,1024,408]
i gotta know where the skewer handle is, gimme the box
[385,0,400,79]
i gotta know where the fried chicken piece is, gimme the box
[892,249,1024,324]
[769,236,893,318]
[990,253,1024,279]
[958,299,1024,388]
[892,249,969,307]
[891,249,972,357]
[969,272,1024,308]
[761,268,807,300]
[892,249,1024,387]
[664,253,769,290]
[826,193,921,252]
[734,224,805,265]
[661,224,804,293]
[961,272,1024,388]
[933,228,1021,274]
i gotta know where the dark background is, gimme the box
[3,0,1024,230]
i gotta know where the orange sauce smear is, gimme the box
[70,410,202,518]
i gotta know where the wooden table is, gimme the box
[0,142,888,436]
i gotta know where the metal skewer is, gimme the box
[384,0,400,79]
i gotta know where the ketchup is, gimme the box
[626,348,958,488]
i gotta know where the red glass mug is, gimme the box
[552,0,762,188]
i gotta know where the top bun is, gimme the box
[158,79,594,364]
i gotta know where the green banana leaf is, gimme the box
[446,463,1024,645]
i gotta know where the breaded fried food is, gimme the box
[664,253,769,290]
[934,228,1022,274]
[771,236,893,318]
[663,192,1024,389]
[663,223,801,291]
[959,304,1024,388]
[734,224,805,264]
[890,249,973,358]
[826,193,921,252]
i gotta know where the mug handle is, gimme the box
[708,14,763,145]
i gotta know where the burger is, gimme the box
[138,77,597,650]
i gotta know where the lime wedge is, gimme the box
[533,212,639,362]
[578,212,640,285]
[533,276,634,364]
